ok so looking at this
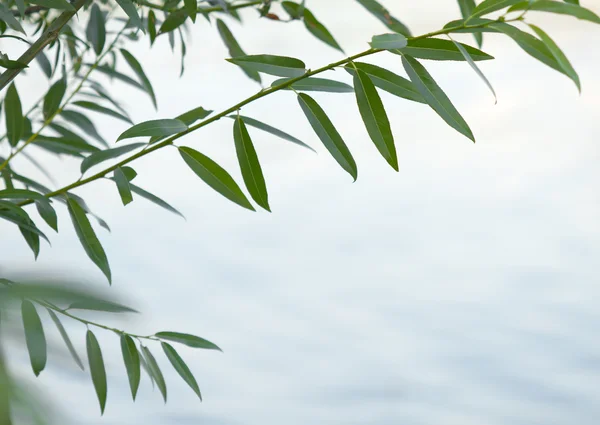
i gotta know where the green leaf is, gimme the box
[34,135,99,157]
[0,4,25,34]
[0,56,28,70]
[148,10,157,45]
[117,119,187,141]
[120,335,141,401]
[86,4,106,55]
[226,55,306,78]
[0,201,49,257]
[60,110,107,147]
[179,147,255,211]
[184,0,197,22]
[86,330,107,415]
[120,49,157,109]
[528,24,581,91]
[161,343,202,400]
[68,299,137,313]
[344,62,425,103]
[509,0,600,24]
[0,190,57,233]
[233,117,270,211]
[65,193,111,233]
[489,22,565,74]
[395,38,494,61]
[129,183,184,218]
[80,143,145,174]
[14,0,25,16]
[66,196,112,283]
[451,39,497,103]
[231,116,314,152]
[155,331,222,351]
[120,166,137,181]
[47,309,84,370]
[457,0,483,46]
[138,347,155,387]
[353,68,398,171]
[28,0,74,10]
[176,106,213,126]
[370,33,408,50]
[402,55,475,142]
[355,0,411,36]
[216,19,261,83]
[114,167,133,206]
[297,93,358,180]
[36,52,52,78]
[302,7,343,52]
[43,79,66,120]
[36,199,58,232]
[88,64,145,92]
[281,1,305,19]
[72,101,133,124]
[140,346,167,402]
[271,77,354,93]
[468,0,521,19]
[22,300,47,377]
[4,83,23,147]
[160,10,187,34]
[115,0,144,32]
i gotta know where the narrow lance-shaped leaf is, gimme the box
[402,55,475,142]
[226,55,306,78]
[297,93,358,181]
[72,101,133,124]
[216,19,261,83]
[162,343,202,400]
[395,38,494,61]
[36,52,52,78]
[141,346,167,402]
[115,0,144,32]
[86,330,107,415]
[148,10,157,45]
[468,0,522,20]
[355,0,411,36]
[120,335,141,400]
[0,4,26,34]
[47,309,84,370]
[60,110,107,147]
[28,0,74,10]
[179,147,255,211]
[117,119,187,141]
[528,24,581,92]
[271,77,354,93]
[80,143,145,174]
[184,0,197,22]
[43,79,66,120]
[370,33,408,50]
[344,62,425,103]
[353,68,398,171]
[138,347,155,387]
[5,83,23,147]
[120,49,157,109]
[68,299,138,313]
[228,116,314,152]
[508,1,600,24]
[66,196,112,283]
[86,3,106,55]
[22,300,47,377]
[36,200,58,232]
[159,10,187,34]
[451,38,497,103]
[124,183,183,218]
[234,116,270,212]
[114,167,133,206]
[489,22,565,75]
[302,6,343,52]
[155,331,222,351]
[457,0,483,46]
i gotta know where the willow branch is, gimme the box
[0,0,87,92]
[17,18,512,208]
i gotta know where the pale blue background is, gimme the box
[1,1,600,424]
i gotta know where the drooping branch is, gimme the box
[16,17,514,208]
